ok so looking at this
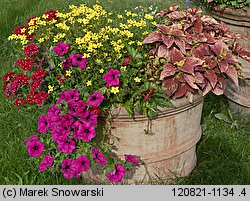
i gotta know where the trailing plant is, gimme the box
[202,0,250,9]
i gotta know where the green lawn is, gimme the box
[0,0,249,185]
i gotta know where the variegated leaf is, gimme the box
[170,47,184,63]
[142,32,162,44]
[204,69,218,88]
[157,45,170,59]
[162,35,174,48]
[226,65,239,86]
[162,78,178,97]
[175,38,186,54]
[218,60,228,73]
[183,74,199,89]
[160,64,178,80]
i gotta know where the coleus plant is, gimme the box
[143,5,250,100]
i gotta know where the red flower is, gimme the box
[14,25,27,35]
[14,98,26,107]
[14,58,34,71]
[44,9,59,21]
[24,44,39,57]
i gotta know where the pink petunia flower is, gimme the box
[61,158,77,179]
[53,42,69,56]
[69,54,87,69]
[87,92,105,107]
[26,140,45,157]
[106,164,126,182]
[91,147,108,166]
[75,155,90,173]
[68,100,86,117]
[57,138,76,154]
[38,155,54,172]
[57,90,79,104]
[80,110,98,125]
[51,125,70,142]
[75,122,96,142]
[38,115,50,134]
[102,68,120,87]
[61,114,74,127]
[124,154,140,166]
[62,58,72,71]
[22,134,39,145]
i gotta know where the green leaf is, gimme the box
[214,113,231,123]
[14,173,23,185]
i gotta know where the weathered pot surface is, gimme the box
[83,95,204,184]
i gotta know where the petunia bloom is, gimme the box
[26,140,45,157]
[61,158,77,179]
[91,147,108,166]
[38,115,50,134]
[22,134,39,145]
[106,164,126,182]
[102,68,120,87]
[80,110,98,125]
[124,154,140,166]
[57,138,76,154]
[38,155,54,172]
[87,92,105,107]
[75,122,96,142]
[69,54,87,69]
[53,42,69,56]
[75,155,90,173]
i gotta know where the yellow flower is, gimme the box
[117,14,123,19]
[134,77,141,83]
[21,28,26,33]
[38,37,44,43]
[137,41,142,46]
[126,11,132,16]
[86,80,92,86]
[66,70,72,76]
[111,87,119,94]
[143,31,149,35]
[121,66,126,71]
[107,18,113,23]
[48,85,54,93]
[152,21,157,25]
[144,14,154,20]
[60,85,64,88]
[42,14,49,20]
[99,69,104,73]
[178,25,183,30]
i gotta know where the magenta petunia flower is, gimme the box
[68,100,86,117]
[72,120,83,139]
[61,158,77,179]
[38,115,50,134]
[124,154,140,166]
[61,114,74,127]
[62,58,72,71]
[75,155,90,173]
[75,122,96,142]
[57,138,76,154]
[57,90,79,104]
[51,125,70,142]
[80,110,98,125]
[22,134,39,145]
[69,54,87,69]
[92,147,108,166]
[38,155,54,172]
[53,42,69,56]
[102,68,120,87]
[26,140,45,157]
[87,92,105,107]
[46,104,60,116]
[106,164,126,182]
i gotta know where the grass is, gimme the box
[0,0,249,185]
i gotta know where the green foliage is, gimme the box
[202,0,250,9]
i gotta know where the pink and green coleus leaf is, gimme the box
[175,38,186,54]
[212,76,226,95]
[180,57,204,75]
[162,78,178,97]
[157,45,170,59]
[225,65,238,86]
[193,17,203,33]
[170,47,184,63]
[202,82,213,96]
[142,31,162,44]
[162,35,175,48]
[183,74,199,89]
[160,64,178,80]
[204,69,218,88]
[210,41,228,57]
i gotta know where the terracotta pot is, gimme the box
[84,95,203,184]
[206,6,250,114]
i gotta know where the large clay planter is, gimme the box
[206,6,250,114]
[85,95,203,184]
